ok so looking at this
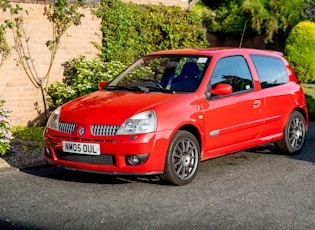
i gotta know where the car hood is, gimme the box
[60,91,184,124]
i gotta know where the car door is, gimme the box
[203,55,265,157]
[250,54,295,137]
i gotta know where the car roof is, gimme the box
[148,47,283,58]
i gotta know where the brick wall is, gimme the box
[0,2,102,126]
[1,0,189,127]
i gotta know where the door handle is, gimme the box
[253,100,261,109]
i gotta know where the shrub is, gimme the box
[92,0,208,64]
[47,56,126,109]
[11,126,44,152]
[0,99,13,156]
[284,21,315,83]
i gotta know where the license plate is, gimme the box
[62,141,100,155]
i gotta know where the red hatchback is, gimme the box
[44,48,308,185]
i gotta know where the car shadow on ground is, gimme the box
[21,164,170,186]
[248,143,315,164]
[250,122,315,164]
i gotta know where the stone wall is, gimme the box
[0,2,102,126]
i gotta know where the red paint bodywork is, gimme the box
[44,48,308,175]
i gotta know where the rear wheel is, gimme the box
[160,131,200,186]
[275,111,307,155]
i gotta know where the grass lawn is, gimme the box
[301,83,315,98]
[301,83,315,121]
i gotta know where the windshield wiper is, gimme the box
[106,85,151,93]
[106,85,129,90]
[106,85,140,91]
[106,85,174,93]
[146,86,175,93]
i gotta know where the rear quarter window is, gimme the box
[250,55,289,89]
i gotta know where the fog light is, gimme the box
[125,154,149,166]
[127,155,140,165]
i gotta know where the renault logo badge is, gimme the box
[79,126,85,136]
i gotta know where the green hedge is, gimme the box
[284,21,315,83]
[47,56,126,109]
[92,0,208,64]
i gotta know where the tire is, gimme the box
[160,130,200,186]
[275,111,307,155]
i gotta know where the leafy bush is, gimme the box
[284,21,315,83]
[0,99,13,156]
[92,0,208,64]
[10,126,44,152]
[12,126,44,144]
[47,55,126,109]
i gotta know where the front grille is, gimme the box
[91,125,120,136]
[58,122,77,134]
[56,150,116,165]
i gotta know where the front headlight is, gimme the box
[117,111,156,135]
[46,106,61,130]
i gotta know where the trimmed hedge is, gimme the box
[92,0,208,64]
[284,21,315,83]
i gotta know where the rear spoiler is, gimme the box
[271,51,284,57]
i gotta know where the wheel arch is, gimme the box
[294,107,308,127]
[275,108,307,154]
[178,124,203,155]
[280,107,308,133]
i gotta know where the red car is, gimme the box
[44,48,308,185]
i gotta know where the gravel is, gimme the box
[0,139,47,171]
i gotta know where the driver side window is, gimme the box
[210,56,253,96]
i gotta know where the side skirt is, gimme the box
[201,133,283,161]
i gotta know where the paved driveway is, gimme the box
[0,123,314,229]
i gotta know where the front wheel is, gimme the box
[160,131,200,186]
[275,111,307,155]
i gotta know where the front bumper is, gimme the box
[44,128,172,175]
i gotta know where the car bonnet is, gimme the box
[59,90,183,125]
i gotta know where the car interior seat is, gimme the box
[170,62,201,92]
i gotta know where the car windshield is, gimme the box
[107,55,211,93]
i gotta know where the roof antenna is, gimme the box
[239,20,248,48]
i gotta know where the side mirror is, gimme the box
[210,83,233,96]
[98,81,108,90]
